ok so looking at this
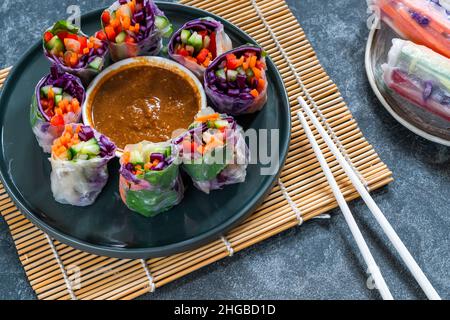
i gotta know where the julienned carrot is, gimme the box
[252,66,262,79]
[51,125,81,158]
[396,8,450,57]
[379,0,450,58]
[195,113,220,122]
[402,0,450,34]
[257,78,265,92]
[250,89,259,98]
[249,55,257,68]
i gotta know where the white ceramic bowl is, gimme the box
[82,56,207,155]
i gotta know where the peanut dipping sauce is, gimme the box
[90,65,201,149]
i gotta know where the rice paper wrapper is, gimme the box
[382,39,450,121]
[103,0,169,61]
[204,45,268,115]
[50,127,116,206]
[50,158,110,207]
[119,141,184,217]
[181,108,249,194]
[43,21,109,86]
[30,67,85,153]
[168,17,232,79]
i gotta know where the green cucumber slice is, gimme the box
[40,85,52,97]
[155,16,173,38]
[187,32,203,53]
[54,95,63,105]
[130,150,144,164]
[115,31,127,44]
[88,57,103,70]
[227,70,238,82]
[180,29,191,44]
[214,120,229,129]
[215,68,226,80]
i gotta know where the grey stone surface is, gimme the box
[0,0,449,300]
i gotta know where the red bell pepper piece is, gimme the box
[57,31,68,41]
[196,48,209,63]
[78,36,88,50]
[226,54,242,70]
[50,114,65,127]
[101,11,111,25]
[209,32,217,58]
[177,47,190,57]
[95,30,107,41]
[105,26,116,41]
[66,33,79,41]
[44,31,53,43]
[125,36,136,44]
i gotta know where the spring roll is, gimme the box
[168,17,232,79]
[382,39,450,121]
[371,0,450,58]
[30,67,85,153]
[43,20,108,85]
[101,0,173,62]
[177,107,249,194]
[119,141,184,217]
[50,124,116,206]
[204,45,268,115]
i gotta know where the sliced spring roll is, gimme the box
[204,45,268,115]
[177,108,249,194]
[371,0,450,58]
[168,17,232,78]
[43,20,108,85]
[119,141,184,217]
[382,39,450,121]
[50,124,116,206]
[30,67,85,153]
[101,0,173,62]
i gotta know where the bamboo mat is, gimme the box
[0,0,393,300]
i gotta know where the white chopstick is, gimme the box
[297,109,393,300]
[297,96,441,300]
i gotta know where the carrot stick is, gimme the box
[195,113,220,122]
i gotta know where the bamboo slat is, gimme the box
[0,0,393,300]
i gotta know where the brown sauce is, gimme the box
[91,65,200,149]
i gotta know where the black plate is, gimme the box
[0,3,291,259]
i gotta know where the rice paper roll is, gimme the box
[101,0,173,62]
[177,107,249,194]
[371,0,450,59]
[168,17,232,79]
[30,67,85,153]
[382,39,450,121]
[50,124,116,206]
[204,45,268,115]
[119,141,184,217]
[43,20,108,85]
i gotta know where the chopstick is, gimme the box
[297,96,441,300]
[297,109,393,300]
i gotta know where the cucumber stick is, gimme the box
[180,29,191,44]
[155,16,173,38]
[187,32,203,53]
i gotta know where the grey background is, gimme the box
[0,0,449,300]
